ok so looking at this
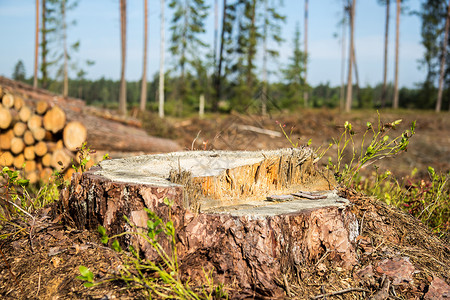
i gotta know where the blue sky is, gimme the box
[0,0,424,88]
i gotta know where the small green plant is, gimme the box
[72,142,96,173]
[328,116,415,186]
[77,266,96,288]
[78,198,228,299]
[0,166,31,221]
[357,167,449,236]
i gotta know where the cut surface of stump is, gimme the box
[65,148,358,297]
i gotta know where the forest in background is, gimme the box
[9,0,450,116]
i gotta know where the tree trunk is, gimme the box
[353,47,361,107]
[214,0,227,111]
[345,0,355,112]
[246,0,257,97]
[34,0,39,89]
[262,0,268,116]
[436,0,450,112]
[159,0,165,118]
[119,0,127,116]
[303,0,309,107]
[41,0,48,89]
[213,0,218,78]
[339,1,346,112]
[63,149,357,297]
[62,0,68,98]
[393,0,400,109]
[139,0,148,112]
[381,0,390,108]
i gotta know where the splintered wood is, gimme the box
[168,148,333,211]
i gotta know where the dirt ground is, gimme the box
[169,109,450,179]
[1,108,449,299]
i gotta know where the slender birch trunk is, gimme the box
[339,0,346,111]
[41,0,48,89]
[381,0,390,108]
[345,0,355,112]
[262,0,268,116]
[140,0,148,112]
[215,0,227,111]
[436,1,450,112]
[119,0,127,116]
[34,0,39,88]
[159,0,165,118]
[303,0,309,107]
[62,0,68,98]
[393,0,400,109]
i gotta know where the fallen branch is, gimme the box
[311,287,370,299]
[235,124,282,137]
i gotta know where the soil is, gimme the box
[1,108,450,299]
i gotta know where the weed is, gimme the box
[276,120,331,163]
[78,198,228,299]
[327,115,415,186]
[73,142,98,173]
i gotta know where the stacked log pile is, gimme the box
[0,77,182,183]
[0,89,87,183]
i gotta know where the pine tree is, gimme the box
[45,0,87,97]
[169,0,209,113]
[282,23,306,107]
[261,0,285,114]
[13,60,26,82]
[419,0,447,109]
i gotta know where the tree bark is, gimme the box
[381,0,390,108]
[345,0,355,112]
[34,0,39,89]
[159,0,165,118]
[63,149,357,297]
[139,0,148,112]
[436,0,450,112]
[393,0,400,109]
[119,0,127,116]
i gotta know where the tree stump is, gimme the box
[64,148,359,297]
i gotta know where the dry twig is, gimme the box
[311,287,370,299]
